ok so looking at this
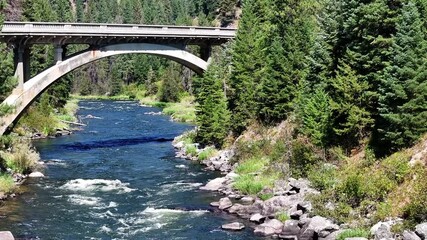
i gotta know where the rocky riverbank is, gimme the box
[172,135,427,240]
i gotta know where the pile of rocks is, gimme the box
[370,221,427,240]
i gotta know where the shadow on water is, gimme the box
[61,135,175,151]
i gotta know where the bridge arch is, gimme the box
[0,43,208,135]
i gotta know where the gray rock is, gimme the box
[319,230,344,240]
[28,171,45,178]
[297,201,313,213]
[290,210,303,219]
[200,177,227,191]
[221,222,245,231]
[0,231,14,240]
[416,223,427,239]
[254,219,284,236]
[344,238,368,240]
[225,172,239,180]
[250,213,266,223]
[371,222,393,240]
[278,235,297,240]
[210,202,219,207]
[261,195,303,217]
[218,197,233,210]
[289,178,310,192]
[282,220,300,236]
[240,196,254,204]
[227,204,243,214]
[299,216,339,240]
[403,230,422,240]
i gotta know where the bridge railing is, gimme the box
[1,22,236,38]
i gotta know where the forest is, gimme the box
[0,0,427,237]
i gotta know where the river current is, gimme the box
[0,100,260,239]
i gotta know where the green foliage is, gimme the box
[336,229,370,240]
[290,138,321,178]
[0,139,40,174]
[377,1,427,153]
[0,174,15,194]
[198,147,217,161]
[275,212,290,222]
[233,174,267,195]
[402,168,427,227]
[194,53,231,147]
[307,164,337,191]
[298,88,332,146]
[235,157,267,174]
[185,145,198,157]
[259,192,274,201]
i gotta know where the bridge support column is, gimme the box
[54,44,64,64]
[13,46,31,91]
[200,44,212,64]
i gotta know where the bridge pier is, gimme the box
[200,44,212,63]
[13,46,31,91]
[54,44,64,64]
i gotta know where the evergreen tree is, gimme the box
[229,0,269,134]
[194,57,231,147]
[0,0,16,102]
[377,1,427,151]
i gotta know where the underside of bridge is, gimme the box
[0,43,210,136]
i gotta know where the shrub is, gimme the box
[0,174,15,193]
[336,228,369,240]
[381,152,410,183]
[0,139,39,174]
[290,137,321,178]
[402,168,427,227]
[307,163,337,191]
[198,147,217,161]
[185,145,198,157]
[233,174,277,195]
[259,192,274,200]
[235,157,267,174]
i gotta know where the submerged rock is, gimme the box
[221,222,245,231]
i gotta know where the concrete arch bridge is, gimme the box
[0,22,236,135]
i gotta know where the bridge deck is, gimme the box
[0,22,236,46]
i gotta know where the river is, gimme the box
[0,100,260,239]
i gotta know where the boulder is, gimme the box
[319,230,344,240]
[200,177,227,191]
[403,230,422,240]
[218,197,233,210]
[250,213,266,223]
[210,202,220,207]
[416,223,427,239]
[279,235,298,240]
[0,231,14,240]
[375,224,394,240]
[240,196,254,204]
[28,171,45,178]
[344,238,368,240]
[234,203,263,219]
[299,216,339,240]
[221,222,245,231]
[254,219,284,236]
[225,172,239,180]
[371,222,394,240]
[281,220,300,236]
[289,178,310,192]
[261,195,303,217]
[227,204,243,214]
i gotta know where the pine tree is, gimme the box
[377,1,427,151]
[194,58,231,147]
[0,0,16,102]
[229,0,269,134]
[256,0,317,123]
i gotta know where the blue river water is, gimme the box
[0,100,261,239]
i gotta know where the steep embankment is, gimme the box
[173,122,427,239]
